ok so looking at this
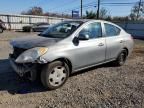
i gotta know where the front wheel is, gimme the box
[41,61,70,90]
[0,28,3,33]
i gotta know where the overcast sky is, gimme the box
[0,0,140,16]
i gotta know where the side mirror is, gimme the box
[73,37,79,45]
[78,33,89,40]
[73,34,89,46]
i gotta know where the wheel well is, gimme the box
[123,47,129,56]
[54,58,72,73]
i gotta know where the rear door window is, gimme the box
[104,23,121,37]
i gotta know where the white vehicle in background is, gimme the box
[22,22,50,32]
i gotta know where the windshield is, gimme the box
[39,21,83,38]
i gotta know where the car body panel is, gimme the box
[105,36,124,60]
[42,37,106,71]
[10,35,62,49]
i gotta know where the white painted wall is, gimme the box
[0,14,65,30]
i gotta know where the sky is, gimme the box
[0,0,140,16]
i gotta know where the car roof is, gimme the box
[64,19,124,31]
[65,19,105,23]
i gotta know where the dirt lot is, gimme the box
[0,31,144,108]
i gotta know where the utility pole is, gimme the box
[62,12,64,21]
[97,0,100,19]
[81,0,83,18]
[137,0,142,20]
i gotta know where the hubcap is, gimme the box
[49,66,66,87]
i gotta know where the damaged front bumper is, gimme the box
[9,54,38,81]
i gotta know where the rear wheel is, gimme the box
[114,49,128,66]
[41,61,70,90]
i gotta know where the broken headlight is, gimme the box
[15,47,48,63]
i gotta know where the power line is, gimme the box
[63,2,96,13]
[50,1,139,17]
[102,2,137,5]
[97,0,100,19]
[62,2,137,13]
[81,0,83,18]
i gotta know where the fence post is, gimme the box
[7,15,11,30]
[29,17,31,24]
[47,16,49,24]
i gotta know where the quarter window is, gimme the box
[79,22,102,39]
[104,23,121,37]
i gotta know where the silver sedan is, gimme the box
[10,20,134,90]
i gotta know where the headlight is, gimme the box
[15,47,48,63]
[38,47,48,56]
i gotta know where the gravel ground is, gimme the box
[0,31,144,108]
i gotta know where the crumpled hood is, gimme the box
[10,35,62,49]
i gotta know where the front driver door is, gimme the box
[73,22,106,70]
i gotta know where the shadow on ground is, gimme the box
[0,58,115,95]
[0,59,47,94]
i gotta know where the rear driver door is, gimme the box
[104,23,123,60]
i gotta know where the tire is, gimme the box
[23,27,32,32]
[114,49,128,66]
[0,28,3,33]
[41,61,70,90]
[27,28,32,32]
[30,28,33,32]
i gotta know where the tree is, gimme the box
[85,11,97,19]
[21,6,71,18]
[130,1,144,20]
[99,8,108,19]
[21,7,43,15]
[44,12,71,18]
[85,8,109,19]
[105,15,112,21]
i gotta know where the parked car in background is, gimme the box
[10,20,134,90]
[0,19,6,33]
[22,22,50,32]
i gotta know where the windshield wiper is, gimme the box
[38,33,62,38]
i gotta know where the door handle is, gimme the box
[98,43,104,46]
[120,40,124,43]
